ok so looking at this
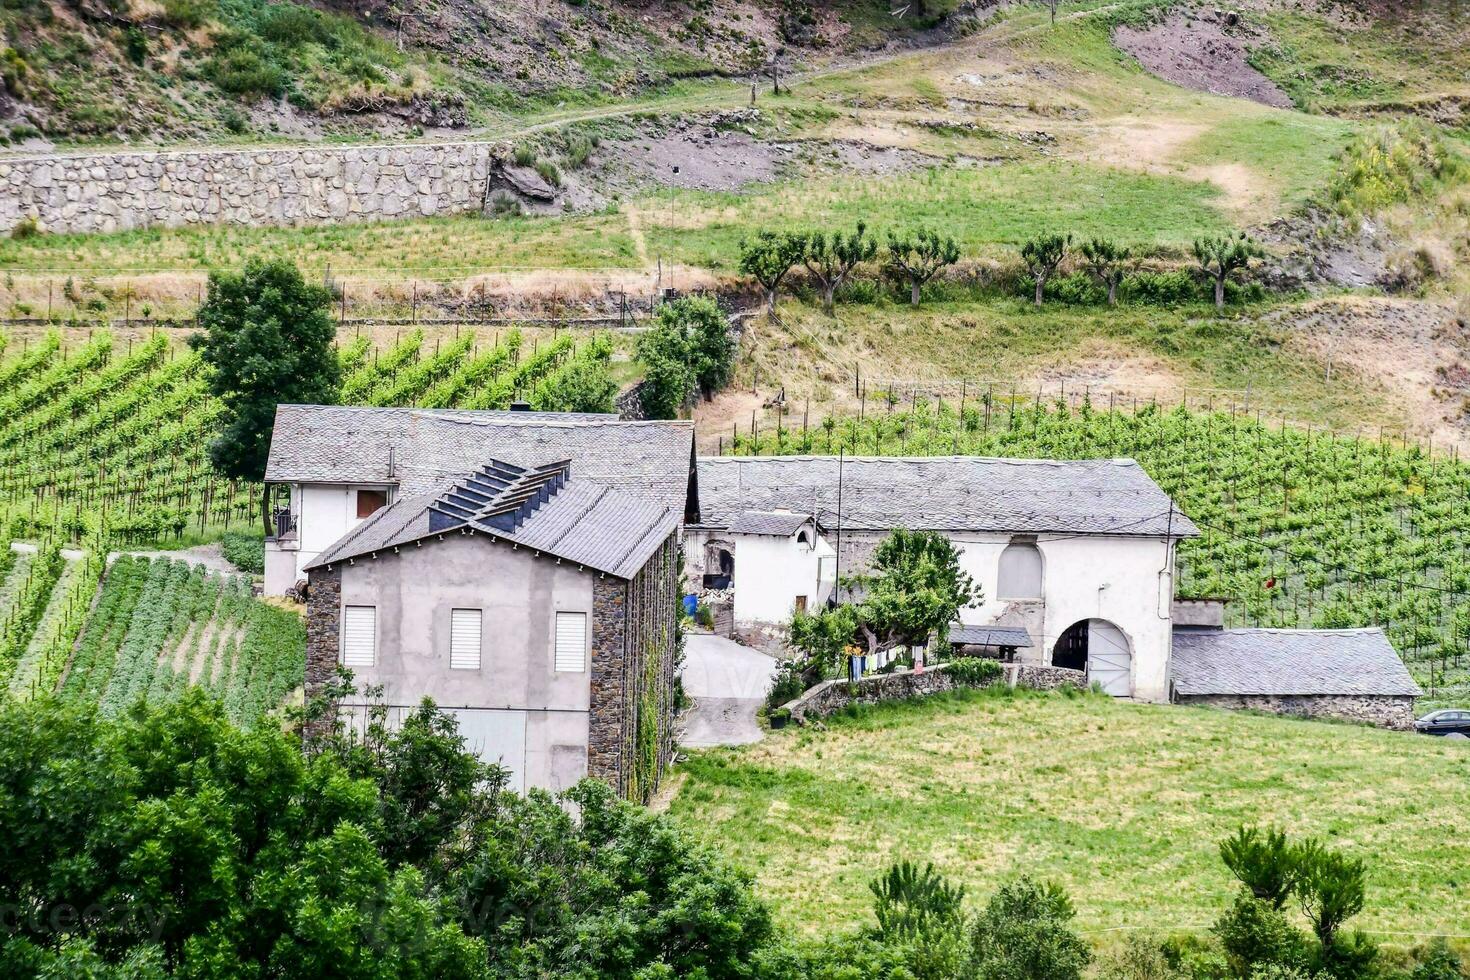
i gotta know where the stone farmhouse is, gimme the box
[265,405,697,800]
[689,455,1420,722]
[265,411,1423,801]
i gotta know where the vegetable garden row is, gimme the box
[729,398,1470,707]
[0,327,617,545]
[1,546,305,727]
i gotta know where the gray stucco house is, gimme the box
[268,406,697,802]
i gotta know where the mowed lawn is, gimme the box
[669,690,1470,943]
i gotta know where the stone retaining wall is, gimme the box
[0,140,499,234]
[1176,693,1418,730]
[783,662,1087,723]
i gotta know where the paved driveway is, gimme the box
[679,633,779,748]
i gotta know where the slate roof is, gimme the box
[266,405,695,514]
[949,624,1032,648]
[1171,628,1422,697]
[306,463,679,579]
[726,510,817,537]
[695,456,1197,538]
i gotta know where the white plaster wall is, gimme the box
[731,530,835,625]
[294,483,393,585]
[952,533,1176,701]
[338,531,594,792]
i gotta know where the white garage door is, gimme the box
[1087,620,1132,697]
[448,708,528,793]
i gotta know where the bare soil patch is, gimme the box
[1268,297,1470,445]
[1114,10,1293,108]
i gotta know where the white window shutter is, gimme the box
[554,612,587,672]
[342,606,376,667]
[450,609,482,670]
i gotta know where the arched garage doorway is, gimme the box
[1053,619,1132,696]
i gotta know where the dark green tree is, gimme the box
[738,231,805,315]
[1193,232,1265,309]
[1294,840,1370,960]
[884,228,962,307]
[970,877,1089,980]
[872,861,967,941]
[190,257,340,534]
[1077,238,1133,306]
[635,296,736,418]
[1020,233,1071,307]
[1220,825,1299,909]
[799,221,878,314]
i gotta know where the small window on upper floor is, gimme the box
[797,529,811,546]
[997,538,1043,599]
[357,489,389,519]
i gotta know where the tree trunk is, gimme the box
[261,482,272,538]
[823,283,836,315]
[1034,275,1045,307]
[1107,280,1118,306]
[910,282,922,307]
[1214,275,1225,309]
[765,287,778,314]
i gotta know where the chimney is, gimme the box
[509,401,531,412]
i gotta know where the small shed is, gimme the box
[1170,627,1422,730]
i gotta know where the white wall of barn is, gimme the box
[950,532,1177,702]
[263,483,394,593]
[730,530,835,625]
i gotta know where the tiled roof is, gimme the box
[1171,627,1422,697]
[307,460,678,579]
[266,405,695,514]
[726,510,816,537]
[695,456,1197,538]
[949,624,1032,648]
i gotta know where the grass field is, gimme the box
[669,689,1470,946]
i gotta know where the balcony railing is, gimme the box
[270,508,298,541]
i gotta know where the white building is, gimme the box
[688,455,1198,702]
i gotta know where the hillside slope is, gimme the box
[0,0,964,146]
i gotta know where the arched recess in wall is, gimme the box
[1052,619,1132,697]
[996,536,1043,599]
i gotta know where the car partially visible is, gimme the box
[1414,709,1470,736]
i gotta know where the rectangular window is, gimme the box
[554,611,587,672]
[450,608,482,670]
[342,605,376,667]
[356,489,389,519]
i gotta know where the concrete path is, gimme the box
[679,633,779,748]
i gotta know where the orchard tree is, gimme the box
[884,228,961,307]
[1077,238,1133,306]
[738,230,804,315]
[799,221,878,314]
[1193,232,1265,309]
[1020,232,1071,307]
[190,257,340,535]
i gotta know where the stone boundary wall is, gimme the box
[783,662,1087,723]
[1176,693,1417,731]
[0,140,499,234]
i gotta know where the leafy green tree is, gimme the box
[1214,893,1311,979]
[1020,233,1071,307]
[1077,238,1133,306]
[884,228,962,307]
[635,296,736,418]
[799,221,878,314]
[1193,233,1265,309]
[789,530,981,672]
[1220,825,1299,909]
[738,231,805,315]
[190,257,340,534]
[1294,840,1372,971]
[970,877,1089,980]
[872,861,967,941]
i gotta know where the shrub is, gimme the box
[207,44,288,98]
[766,661,806,710]
[872,860,967,941]
[512,142,537,167]
[1220,826,1298,908]
[1412,939,1468,980]
[1120,269,1200,306]
[220,530,265,575]
[10,215,42,240]
[945,656,1003,688]
[535,159,562,188]
[1214,893,1311,978]
[971,876,1089,980]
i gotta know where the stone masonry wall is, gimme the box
[784,662,1087,723]
[1177,693,1418,730]
[303,566,343,739]
[588,575,628,792]
[0,140,497,234]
